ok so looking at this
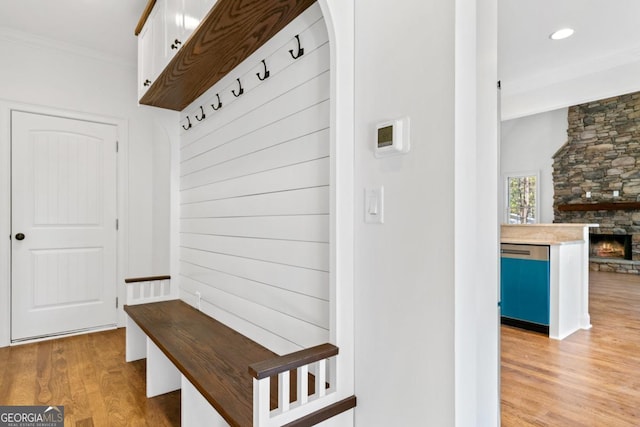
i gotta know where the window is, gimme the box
[505,172,539,224]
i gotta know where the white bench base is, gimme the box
[147,339,181,397]
[126,314,227,425]
[182,376,229,427]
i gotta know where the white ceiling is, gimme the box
[499,0,640,92]
[0,1,639,99]
[0,0,148,64]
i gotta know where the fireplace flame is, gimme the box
[593,241,625,258]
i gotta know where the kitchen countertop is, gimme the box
[500,238,584,246]
[501,223,598,245]
[500,223,596,340]
[501,223,599,228]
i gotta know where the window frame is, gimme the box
[503,171,540,224]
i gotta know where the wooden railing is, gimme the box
[124,275,172,305]
[249,344,356,426]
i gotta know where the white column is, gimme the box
[580,225,594,330]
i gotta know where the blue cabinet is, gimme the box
[501,244,550,329]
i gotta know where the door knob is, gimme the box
[15,233,25,241]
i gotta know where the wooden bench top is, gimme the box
[124,299,276,427]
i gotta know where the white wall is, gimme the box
[455,0,500,425]
[353,0,498,425]
[0,31,175,345]
[151,123,172,270]
[500,108,568,223]
[177,5,331,355]
[354,2,454,422]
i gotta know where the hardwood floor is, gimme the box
[0,328,180,426]
[1,271,638,426]
[502,271,640,426]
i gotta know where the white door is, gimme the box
[11,111,118,342]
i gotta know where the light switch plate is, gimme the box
[365,186,384,224]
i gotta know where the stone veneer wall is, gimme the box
[553,91,640,264]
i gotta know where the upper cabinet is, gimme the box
[138,0,215,99]
[163,0,215,67]
[135,0,316,111]
[137,2,165,100]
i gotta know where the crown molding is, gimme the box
[0,26,135,69]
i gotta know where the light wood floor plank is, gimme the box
[502,271,640,426]
[0,329,179,426]
[7,342,38,404]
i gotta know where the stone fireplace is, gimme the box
[553,91,640,274]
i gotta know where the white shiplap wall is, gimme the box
[178,3,329,355]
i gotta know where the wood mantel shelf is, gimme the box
[139,0,316,111]
[556,202,640,212]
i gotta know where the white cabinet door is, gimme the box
[164,0,185,63]
[138,0,217,100]
[151,0,167,77]
[137,8,155,99]
[165,0,216,61]
[138,2,166,99]
[183,0,217,38]
[200,0,218,16]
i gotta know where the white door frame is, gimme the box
[0,100,129,346]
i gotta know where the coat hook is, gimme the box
[232,78,244,97]
[211,94,222,111]
[256,59,270,81]
[182,116,192,130]
[289,35,304,60]
[195,106,206,121]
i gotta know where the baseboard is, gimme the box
[501,317,549,335]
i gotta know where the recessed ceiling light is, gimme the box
[550,28,575,40]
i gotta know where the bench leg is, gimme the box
[125,315,147,362]
[182,376,229,427]
[146,338,181,397]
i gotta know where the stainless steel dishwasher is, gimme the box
[500,243,550,334]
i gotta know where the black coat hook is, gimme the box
[211,94,222,111]
[195,106,206,121]
[289,35,304,59]
[257,59,270,81]
[182,116,192,130]
[232,78,244,97]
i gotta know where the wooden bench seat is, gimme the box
[124,299,356,426]
[125,299,274,426]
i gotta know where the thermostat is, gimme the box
[375,117,410,158]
